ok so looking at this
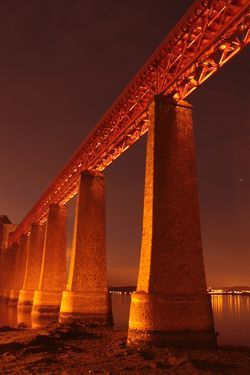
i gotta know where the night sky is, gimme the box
[0,1,249,287]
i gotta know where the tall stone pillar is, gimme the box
[0,248,5,299]
[127,96,216,348]
[1,248,10,302]
[0,221,17,301]
[1,223,18,251]
[3,244,17,303]
[18,223,45,309]
[0,249,7,300]
[60,171,112,325]
[9,235,29,305]
[0,215,11,248]
[32,204,67,318]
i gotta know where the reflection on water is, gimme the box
[0,294,249,346]
[0,304,18,327]
[111,292,131,329]
[211,295,250,346]
[0,293,132,330]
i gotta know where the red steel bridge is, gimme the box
[10,0,250,245]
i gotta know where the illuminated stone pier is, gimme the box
[60,171,112,325]
[0,218,18,301]
[18,223,45,310]
[0,249,6,300]
[9,235,29,305]
[3,244,18,303]
[1,248,11,303]
[0,215,11,248]
[127,96,216,349]
[32,204,67,320]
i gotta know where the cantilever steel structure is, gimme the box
[11,0,250,244]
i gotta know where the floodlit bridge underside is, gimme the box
[10,0,249,245]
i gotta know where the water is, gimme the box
[0,293,249,346]
[211,294,250,346]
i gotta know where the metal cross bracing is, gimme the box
[10,0,250,245]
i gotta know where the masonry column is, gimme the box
[32,204,66,318]
[0,248,7,300]
[1,248,10,302]
[0,249,7,300]
[0,250,4,300]
[18,223,45,310]
[60,171,112,325]
[127,96,216,349]
[3,244,17,303]
[0,220,17,301]
[9,235,29,305]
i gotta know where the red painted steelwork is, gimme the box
[11,0,250,245]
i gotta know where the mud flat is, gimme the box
[0,323,249,374]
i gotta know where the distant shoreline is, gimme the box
[108,286,136,293]
[108,286,250,295]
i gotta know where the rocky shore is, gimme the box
[0,323,250,374]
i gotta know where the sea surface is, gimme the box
[0,293,249,346]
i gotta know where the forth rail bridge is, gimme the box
[0,0,249,348]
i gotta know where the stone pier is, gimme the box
[32,204,67,319]
[60,171,112,325]
[127,96,216,348]
[0,219,18,301]
[3,244,17,303]
[0,215,11,248]
[18,223,45,310]
[0,249,6,300]
[1,248,11,303]
[9,235,29,305]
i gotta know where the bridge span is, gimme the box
[0,0,249,348]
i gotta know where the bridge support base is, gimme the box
[8,236,29,306]
[60,171,112,325]
[32,290,62,328]
[32,204,67,320]
[127,96,216,349]
[8,289,20,306]
[127,291,216,348]
[2,245,16,304]
[60,291,112,325]
[18,290,35,310]
[2,289,10,304]
[18,224,45,310]
[32,290,62,316]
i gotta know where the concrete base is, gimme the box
[60,290,113,325]
[127,329,217,349]
[17,309,31,327]
[31,314,59,329]
[7,305,17,326]
[8,289,20,306]
[2,290,10,303]
[32,290,62,317]
[127,291,217,349]
[18,289,34,309]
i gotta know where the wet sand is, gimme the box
[0,323,250,374]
